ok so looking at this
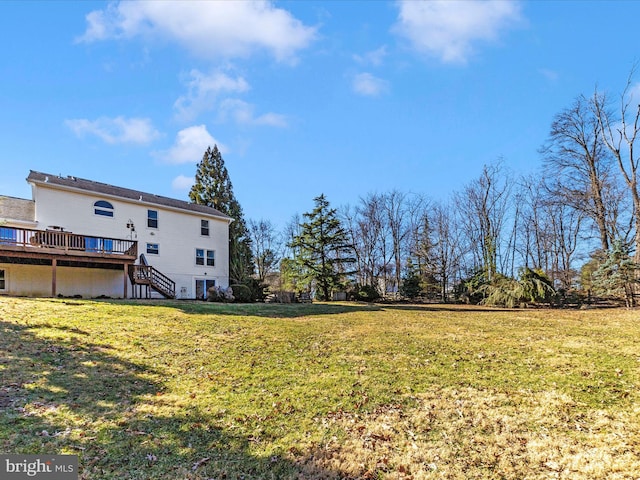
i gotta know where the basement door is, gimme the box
[195,279,216,300]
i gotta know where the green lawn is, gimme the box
[1,298,639,479]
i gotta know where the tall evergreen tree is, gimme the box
[290,194,356,300]
[189,145,253,283]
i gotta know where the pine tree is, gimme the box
[400,259,423,299]
[290,194,356,300]
[189,145,253,284]
[592,240,639,307]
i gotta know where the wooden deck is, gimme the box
[0,226,138,297]
[0,226,137,263]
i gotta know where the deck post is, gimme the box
[51,258,57,297]
[123,265,128,299]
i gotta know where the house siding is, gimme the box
[0,172,231,299]
[31,184,230,299]
[0,263,124,298]
[0,196,36,225]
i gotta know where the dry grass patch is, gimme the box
[302,387,640,479]
[1,299,639,479]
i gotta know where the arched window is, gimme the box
[94,200,114,217]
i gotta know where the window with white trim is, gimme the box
[196,249,215,266]
[201,219,210,236]
[94,200,114,217]
[147,243,159,255]
[147,210,158,229]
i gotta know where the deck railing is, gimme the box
[0,226,137,257]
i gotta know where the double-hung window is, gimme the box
[0,269,6,291]
[147,210,158,229]
[201,219,210,236]
[196,249,215,266]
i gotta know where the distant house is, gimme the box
[0,171,231,299]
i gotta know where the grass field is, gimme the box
[1,298,639,479]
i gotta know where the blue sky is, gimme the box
[2,1,640,228]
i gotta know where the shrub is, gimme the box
[352,284,381,302]
[230,284,253,303]
[454,269,490,304]
[207,286,234,303]
[400,273,422,299]
[273,291,296,303]
[518,267,556,305]
[479,268,556,308]
[242,277,267,302]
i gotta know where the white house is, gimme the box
[0,171,231,299]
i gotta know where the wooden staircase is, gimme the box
[129,255,175,299]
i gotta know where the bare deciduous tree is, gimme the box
[248,218,281,283]
[383,190,411,293]
[547,201,584,291]
[518,175,585,291]
[519,175,554,272]
[428,201,463,301]
[594,72,640,266]
[541,94,617,251]
[341,193,390,293]
[456,162,512,281]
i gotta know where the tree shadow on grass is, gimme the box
[125,300,383,319]
[378,303,519,314]
[0,320,346,479]
[160,300,514,318]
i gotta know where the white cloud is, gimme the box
[156,125,225,164]
[352,73,389,97]
[393,0,522,64]
[628,82,640,104]
[539,68,559,82]
[77,1,317,62]
[353,46,388,67]
[65,116,160,144]
[172,174,195,191]
[218,99,288,127]
[175,69,250,121]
